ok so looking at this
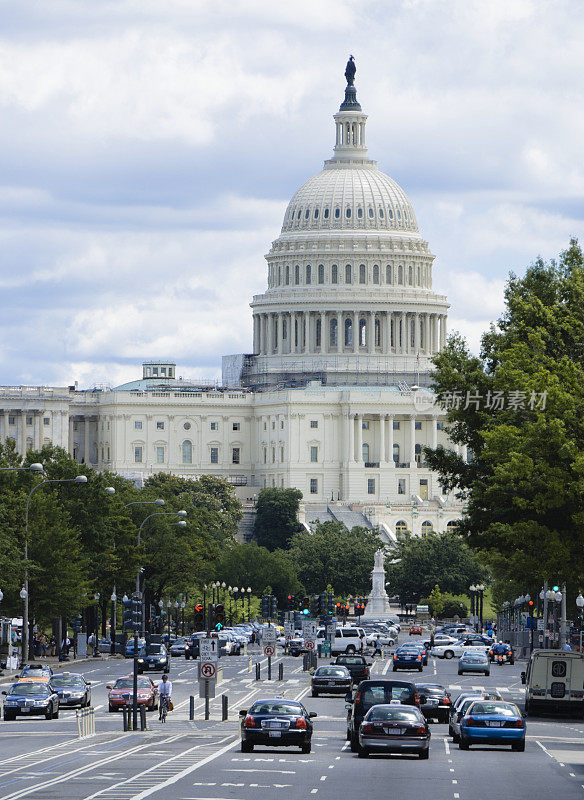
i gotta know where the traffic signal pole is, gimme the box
[132,631,138,730]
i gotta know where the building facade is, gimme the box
[0,68,464,542]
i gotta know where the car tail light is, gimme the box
[416,655,422,661]
[412,725,427,735]
[393,654,398,660]
[443,697,451,704]
[414,693,420,706]
[244,715,255,728]
[296,716,307,729]
[364,668,369,677]
[511,718,524,728]
[361,723,374,734]
[456,713,462,722]
[355,692,361,704]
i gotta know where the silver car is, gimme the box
[358,703,430,759]
[458,650,490,676]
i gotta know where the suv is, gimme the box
[345,679,422,752]
[334,654,371,684]
[317,627,365,654]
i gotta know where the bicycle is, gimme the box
[159,693,171,723]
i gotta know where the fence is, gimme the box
[76,707,95,738]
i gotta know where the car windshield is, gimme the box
[114,678,152,690]
[316,668,347,677]
[147,645,164,654]
[463,652,487,660]
[417,685,445,696]
[338,657,363,665]
[250,702,303,715]
[367,707,419,721]
[469,702,518,716]
[21,668,48,676]
[10,683,49,696]
[50,675,85,687]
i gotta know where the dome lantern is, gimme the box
[331,56,369,164]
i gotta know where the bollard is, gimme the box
[278,661,284,681]
[123,706,129,731]
[140,704,147,731]
[248,655,252,672]
[302,653,308,671]
[255,662,260,680]
[222,694,228,721]
[189,695,195,721]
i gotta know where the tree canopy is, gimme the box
[253,488,303,550]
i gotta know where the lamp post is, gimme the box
[576,594,584,652]
[173,601,179,637]
[247,587,252,621]
[158,599,164,634]
[93,593,101,657]
[23,473,88,662]
[203,585,207,625]
[228,587,233,626]
[167,601,171,640]
[110,591,117,655]
[233,587,238,623]
[181,601,186,636]
[469,585,476,626]
[476,584,485,631]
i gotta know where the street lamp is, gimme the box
[0,462,44,473]
[110,591,117,655]
[158,599,164,634]
[180,601,186,636]
[93,593,101,657]
[22,473,88,662]
[576,594,584,652]
[167,600,171,640]
[124,498,165,509]
[247,587,252,621]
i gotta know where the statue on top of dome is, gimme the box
[344,55,356,86]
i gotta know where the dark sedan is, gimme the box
[393,647,424,672]
[19,663,53,680]
[311,666,352,696]
[240,698,317,753]
[416,683,451,723]
[358,703,430,758]
[2,681,60,720]
[136,644,170,673]
[49,673,92,708]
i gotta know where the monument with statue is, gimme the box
[362,548,392,619]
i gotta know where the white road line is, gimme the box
[444,738,450,755]
[382,659,392,675]
[536,740,553,758]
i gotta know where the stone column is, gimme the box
[276,314,283,355]
[357,413,363,462]
[84,417,90,464]
[423,312,429,353]
[432,417,438,449]
[20,412,27,455]
[0,410,4,444]
[353,311,358,353]
[348,413,355,462]
[440,315,447,348]
[320,312,326,353]
[379,414,386,463]
[68,416,74,457]
[34,412,42,450]
[414,312,420,354]
[387,415,395,467]
[367,312,374,353]
[290,312,296,354]
[253,315,259,354]
[401,312,407,353]
[409,415,416,466]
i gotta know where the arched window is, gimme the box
[306,265,311,284]
[297,208,301,219]
[305,208,310,219]
[397,208,401,220]
[410,319,415,348]
[359,264,366,284]
[408,265,413,285]
[362,442,370,462]
[332,264,338,284]
[375,317,381,347]
[314,208,319,219]
[330,317,338,346]
[324,207,329,219]
[446,520,459,532]
[373,264,379,284]
[421,521,433,536]
[395,520,408,535]
[379,207,384,218]
[285,265,290,285]
[335,207,340,219]
[295,265,300,284]
[393,443,400,463]
[357,207,363,218]
[398,265,403,284]
[316,318,321,347]
[417,266,420,284]
[388,208,394,220]
[344,317,352,346]
[346,207,351,218]
[359,318,367,346]
[345,264,352,283]
[182,440,192,464]
[368,207,374,218]
[318,264,325,284]
[278,265,281,284]
[386,264,392,283]
[415,443,422,465]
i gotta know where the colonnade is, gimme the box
[253,309,447,357]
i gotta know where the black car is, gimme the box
[415,683,451,723]
[49,672,92,708]
[136,644,170,673]
[311,666,352,696]
[346,679,422,752]
[19,663,53,680]
[2,681,60,720]
[287,638,308,657]
[240,698,316,753]
[334,654,371,684]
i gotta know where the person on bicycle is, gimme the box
[157,674,173,720]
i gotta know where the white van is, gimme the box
[522,649,584,715]
[317,627,365,654]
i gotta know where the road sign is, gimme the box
[263,627,277,645]
[200,662,216,679]
[284,621,294,641]
[537,618,544,631]
[264,644,275,657]
[302,619,317,639]
[320,641,331,655]
[200,638,219,662]
[305,640,315,650]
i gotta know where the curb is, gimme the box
[0,656,100,686]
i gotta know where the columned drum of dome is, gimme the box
[225,61,449,390]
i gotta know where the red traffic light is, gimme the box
[195,604,204,612]
[288,595,293,600]
[528,600,534,606]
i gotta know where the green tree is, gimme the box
[215,541,301,603]
[253,488,303,551]
[288,520,380,596]
[425,239,584,601]
[385,531,486,603]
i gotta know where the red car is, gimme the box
[107,675,159,712]
[409,626,422,636]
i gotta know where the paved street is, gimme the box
[2,640,584,800]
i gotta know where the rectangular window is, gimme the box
[43,417,50,426]
[272,420,275,429]
[134,446,143,463]
[310,478,318,494]
[310,446,318,463]
[280,420,284,429]
[210,447,219,464]
[362,421,369,430]
[8,416,15,425]
[263,421,267,430]
[272,446,276,463]
[156,446,164,463]
[437,422,443,430]
[415,421,422,430]
[263,447,267,464]
[232,422,240,431]
[134,421,143,430]
[398,478,406,495]
[393,421,400,430]
[367,478,375,495]
[310,420,318,429]
[280,446,284,461]
[419,478,428,500]
[232,447,240,464]
[156,421,165,430]
[210,422,218,431]
[26,416,33,426]
[107,446,110,460]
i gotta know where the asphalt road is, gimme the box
[1,638,584,800]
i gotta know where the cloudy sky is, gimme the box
[1,0,582,388]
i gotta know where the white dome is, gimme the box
[281,165,419,234]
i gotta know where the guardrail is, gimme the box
[76,706,95,738]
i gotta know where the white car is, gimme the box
[431,641,490,660]
[365,631,395,647]
[426,634,459,647]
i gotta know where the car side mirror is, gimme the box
[308,711,317,718]
[345,693,352,703]
[239,709,247,716]
[1,691,6,696]
[87,681,92,685]
[106,685,112,690]
[520,671,526,685]
[419,695,426,705]
[367,662,373,666]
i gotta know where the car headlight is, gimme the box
[137,659,144,663]
[4,700,17,706]
[34,700,48,707]
[159,658,167,663]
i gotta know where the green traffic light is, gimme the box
[552,585,560,592]
[215,622,224,630]
[302,608,309,615]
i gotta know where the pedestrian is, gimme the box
[429,632,435,650]
[40,634,47,658]
[374,635,383,658]
[49,635,56,657]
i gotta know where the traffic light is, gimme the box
[214,604,225,630]
[314,595,322,615]
[208,603,216,630]
[287,594,296,611]
[327,593,334,614]
[270,596,278,618]
[336,601,342,615]
[302,596,310,615]
[123,592,142,632]
[194,603,205,631]
[354,600,365,616]
[261,595,270,619]
[122,597,133,630]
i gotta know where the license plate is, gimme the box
[269,730,282,737]
[425,700,438,707]
[21,707,31,713]
[383,726,405,735]
[486,721,502,727]
[328,682,337,686]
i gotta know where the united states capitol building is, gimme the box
[0,63,464,542]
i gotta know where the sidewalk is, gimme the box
[0,654,105,686]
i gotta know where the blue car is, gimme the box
[459,700,525,751]
[393,647,424,672]
[2,681,60,721]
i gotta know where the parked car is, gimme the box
[459,700,525,751]
[317,626,365,654]
[240,698,316,753]
[2,681,59,720]
[107,675,158,712]
[358,703,430,759]
[334,654,371,684]
[311,665,352,696]
[49,672,92,708]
